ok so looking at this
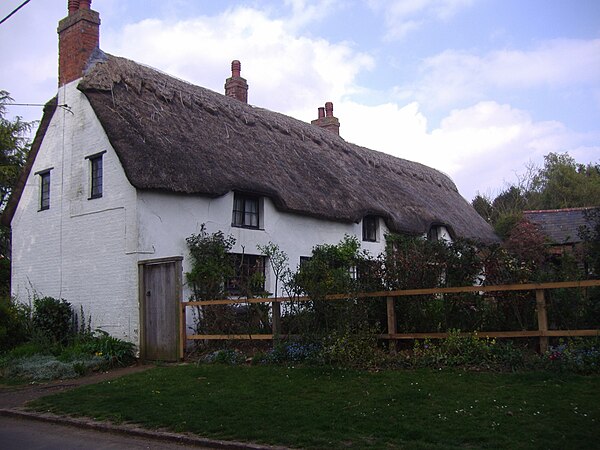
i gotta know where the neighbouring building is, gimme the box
[1,1,497,360]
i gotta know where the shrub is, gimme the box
[544,338,600,374]
[80,330,136,367]
[320,323,384,369]
[1,354,105,381]
[0,297,31,353]
[203,348,246,365]
[32,297,72,344]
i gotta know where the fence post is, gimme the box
[179,303,186,360]
[535,289,549,354]
[272,300,281,339]
[387,296,397,354]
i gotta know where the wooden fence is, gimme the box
[179,279,600,359]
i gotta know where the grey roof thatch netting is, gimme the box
[44,53,496,242]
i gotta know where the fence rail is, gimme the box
[179,279,600,359]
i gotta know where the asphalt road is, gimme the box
[0,415,211,450]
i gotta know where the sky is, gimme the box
[1,0,599,201]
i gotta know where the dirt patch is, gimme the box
[0,363,154,409]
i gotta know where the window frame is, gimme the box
[225,253,266,296]
[362,215,378,242]
[86,151,106,200]
[232,193,260,229]
[35,168,52,211]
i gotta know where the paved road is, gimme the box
[0,415,211,450]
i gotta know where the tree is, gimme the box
[0,90,33,212]
[473,152,600,238]
[0,91,34,295]
[529,153,600,209]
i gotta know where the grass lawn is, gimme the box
[29,364,599,449]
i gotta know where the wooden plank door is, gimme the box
[139,257,182,361]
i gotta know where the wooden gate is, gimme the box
[139,257,183,361]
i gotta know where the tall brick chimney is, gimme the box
[224,60,248,103]
[311,102,340,135]
[57,0,100,86]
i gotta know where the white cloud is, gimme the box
[335,100,597,200]
[368,0,476,40]
[103,6,374,114]
[404,39,600,109]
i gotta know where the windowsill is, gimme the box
[88,195,103,200]
[38,207,49,212]
[231,224,262,230]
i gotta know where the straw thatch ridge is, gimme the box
[77,53,497,242]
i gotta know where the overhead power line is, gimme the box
[0,0,32,26]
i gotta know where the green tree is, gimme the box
[0,91,32,213]
[0,91,34,295]
[529,153,600,209]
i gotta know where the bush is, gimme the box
[80,330,136,367]
[1,354,105,381]
[203,348,246,365]
[0,297,30,353]
[32,297,72,344]
[544,338,600,374]
[320,323,385,369]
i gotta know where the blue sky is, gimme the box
[1,0,599,201]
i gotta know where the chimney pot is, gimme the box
[318,107,325,119]
[325,101,334,117]
[68,0,80,14]
[231,60,241,78]
[80,0,91,10]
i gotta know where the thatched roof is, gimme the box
[4,52,498,243]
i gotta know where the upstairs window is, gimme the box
[232,193,260,229]
[36,169,52,211]
[362,216,378,242]
[86,151,105,199]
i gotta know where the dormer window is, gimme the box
[86,151,106,199]
[232,193,260,229]
[362,216,378,242]
[428,225,451,242]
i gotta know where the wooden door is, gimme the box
[139,257,182,361]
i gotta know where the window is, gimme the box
[86,151,105,199]
[428,225,447,241]
[362,216,378,242]
[226,253,266,296]
[36,169,52,211]
[232,193,260,228]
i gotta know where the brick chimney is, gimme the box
[311,102,340,135]
[224,60,248,103]
[57,0,101,86]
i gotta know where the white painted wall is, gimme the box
[136,191,390,331]
[11,81,140,342]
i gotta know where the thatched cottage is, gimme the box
[2,1,496,359]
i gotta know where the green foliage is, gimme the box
[0,296,30,352]
[203,348,246,365]
[580,208,600,276]
[186,224,236,301]
[544,338,600,374]
[31,296,72,344]
[0,90,33,213]
[79,330,136,367]
[1,354,105,381]
[320,323,384,368]
[257,241,289,298]
[408,331,528,371]
[473,152,600,237]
